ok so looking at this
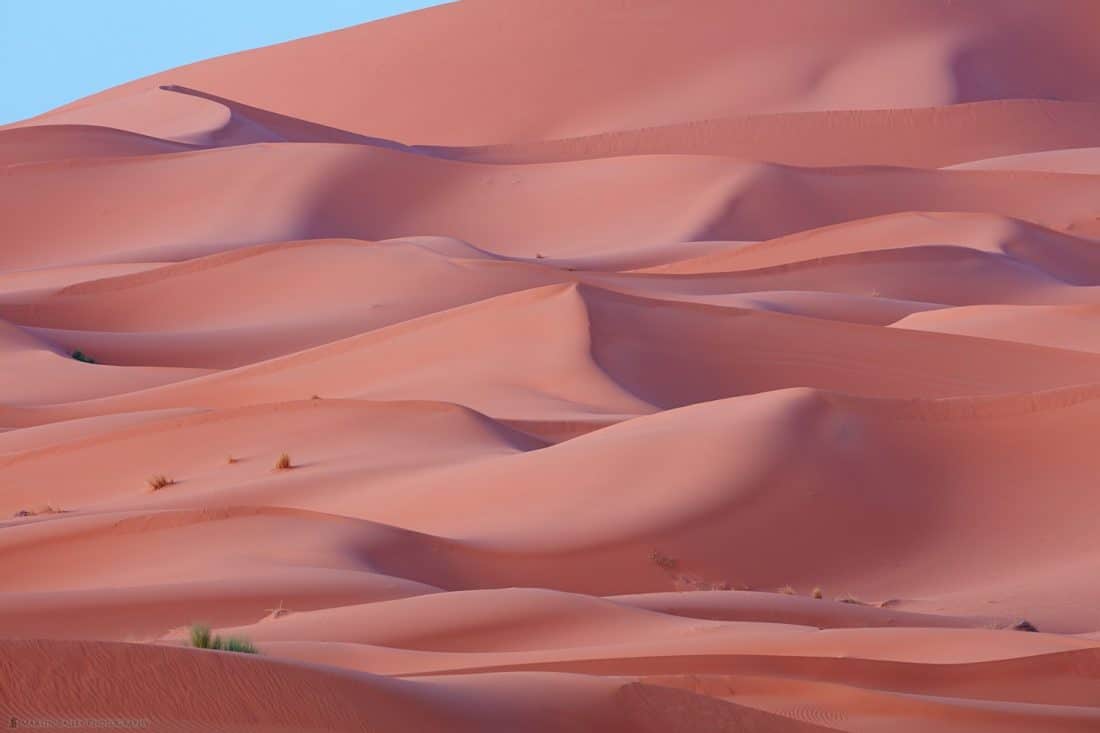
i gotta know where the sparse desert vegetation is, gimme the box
[146,474,174,491]
[274,453,292,471]
[189,624,257,654]
[812,587,824,599]
[70,350,96,364]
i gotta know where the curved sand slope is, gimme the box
[4,1,1100,730]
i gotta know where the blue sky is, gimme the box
[0,1,442,124]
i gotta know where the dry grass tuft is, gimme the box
[836,593,866,605]
[147,474,174,491]
[226,455,238,464]
[777,585,797,595]
[274,453,292,471]
[811,587,824,599]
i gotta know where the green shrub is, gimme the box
[188,623,257,653]
[190,624,214,649]
[222,637,258,654]
[71,350,96,364]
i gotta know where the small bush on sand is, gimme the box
[147,475,174,491]
[836,593,865,605]
[777,585,796,595]
[71,350,96,364]
[811,587,824,599]
[189,624,257,653]
[190,623,214,649]
[274,453,292,471]
[222,637,258,653]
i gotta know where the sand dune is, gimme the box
[0,124,196,166]
[4,239,566,368]
[28,0,1100,143]
[948,146,1100,174]
[0,319,209,405]
[643,211,1100,282]
[424,100,1100,169]
[892,303,1100,352]
[5,0,1100,730]
[11,144,1100,268]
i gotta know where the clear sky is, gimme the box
[0,1,443,124]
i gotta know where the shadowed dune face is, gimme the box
[4,1,1100,731]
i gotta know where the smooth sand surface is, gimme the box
[4,1,1100,730]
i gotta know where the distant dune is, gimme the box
[3,1,1100,730]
